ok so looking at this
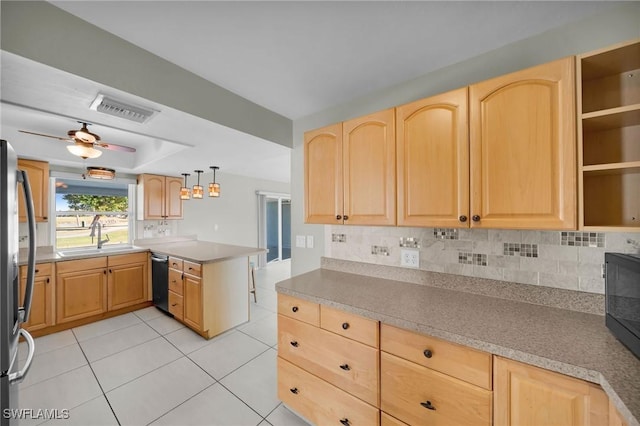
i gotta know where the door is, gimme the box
[397,87,469,227]
[141,174,165,219]
[56,269,107,323]
[164,176,183,219]
[183,275,202,331]
[494,357,609,426]
[304,124,343,224]
[108,262,147,310]
[17,159,49,223]
[343,108,396,225]
[469,57,576,229]
[20,275,53,332]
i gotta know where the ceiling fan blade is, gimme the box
[96,142,136,153]
[19,130,72,142]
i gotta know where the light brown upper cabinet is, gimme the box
[396,88,469,227]
[137,174,183,220]
[304,123,343,224]
[18,159,49,222]
[305,109,396,225]
[578,39,640,230]
[469,57,577,230]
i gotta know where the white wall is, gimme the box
[178,171,290,250]
[290,3,640,276]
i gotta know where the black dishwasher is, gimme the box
[151,253,169,314]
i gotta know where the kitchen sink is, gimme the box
[57,245,137,257]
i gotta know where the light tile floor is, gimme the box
[17,260,308,426]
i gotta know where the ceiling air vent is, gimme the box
[89,94,157,123]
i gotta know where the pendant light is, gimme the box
[192,170,204,199]
[209,166,220,198]
[180,173,191,200]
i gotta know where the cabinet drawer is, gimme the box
[108,252,148,267]
[278,314,379,406]
[56,257,107,274]
[278,294,319,326]
[381,352,491,426]
[169,269,183,295]
[381,412,409,426]
[321,305,379,348]
[168,291,183,321]
[278,357,379,426]
[183,260,201,277]
[169,257,183,271]
[381,323,492,390]
[20,263,52,278]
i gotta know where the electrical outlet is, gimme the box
[306,235,314,249]
[401,249,419,268]
[296,235,306,248]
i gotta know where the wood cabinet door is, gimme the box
[18,159,49,222]
[20,275,54,331]
[469,57,576,229]
[183,275,203,331]
[56,268,107,323]
[396,88,469,227]
[304,123,343,224]
[141,174,165,219]
[343,108,396,225]
[494,357,609,426]
[165,176,183,219]
[108,262,148,311]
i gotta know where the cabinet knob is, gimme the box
[341,322,350,330]
[339,364,350,371]
[46,278,50,284]
[336,215,342,220]
[420,400,436,410]
[292,306,299,313]
[109,269,112,273]
[340,419,350,426]
[43,217,47,220]
[472,215,481,222]
[172,263,178,267]
[343,215,349,220]
[35,269,39,273]
[423,349,433,358]
[290,341,299,347]
[459,215,467,223]
[103,270,107,275]
[290,387,298,394]
[171,303,178,307]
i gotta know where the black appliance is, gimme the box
[150,253,169,314]
[605,252,640,359]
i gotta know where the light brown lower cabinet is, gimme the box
[107,252,148,311]
[19,263,54,332]
[494,356,609,426]
[56,257,108,324]
[183,273,203,331]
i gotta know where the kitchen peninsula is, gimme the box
[135,236,267,339]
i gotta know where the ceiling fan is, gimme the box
[19,122,136,159]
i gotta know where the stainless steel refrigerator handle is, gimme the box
[8,329,35,384]
[17,169,36,324]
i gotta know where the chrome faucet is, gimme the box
[89,221,110,249]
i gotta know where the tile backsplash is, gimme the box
[326,226,640,294]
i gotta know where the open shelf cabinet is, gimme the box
[578,39,640,230]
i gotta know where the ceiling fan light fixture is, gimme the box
[67,144,102,159]
[85,167,115,180]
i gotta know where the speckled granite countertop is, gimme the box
[135,240,265,263]
[276,268,640,426]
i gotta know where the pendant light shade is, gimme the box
[67,144,102,159]
[180,173,191,200]
[193,170,204,199]
[209,166,220,197]
[85,167,115,180]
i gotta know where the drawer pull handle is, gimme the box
[339,364,350,371]
[292,306,299,313]
[423,349,433,358]
[290,341,299,347]
[420,401,436,410]
[290,387,299,394]
[341,322,350,330]
[171,303,178,307]
[340,419,350,426]
[172,263,178,267]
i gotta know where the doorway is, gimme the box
[257,192,291,267]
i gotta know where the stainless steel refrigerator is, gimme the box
[1,140,36,426]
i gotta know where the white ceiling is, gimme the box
[0,1,618,182]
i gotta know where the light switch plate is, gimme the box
[296,235,306,248]
[401,249,419,268]
[306,235,314,249]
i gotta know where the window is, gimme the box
[54,178,133,249]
